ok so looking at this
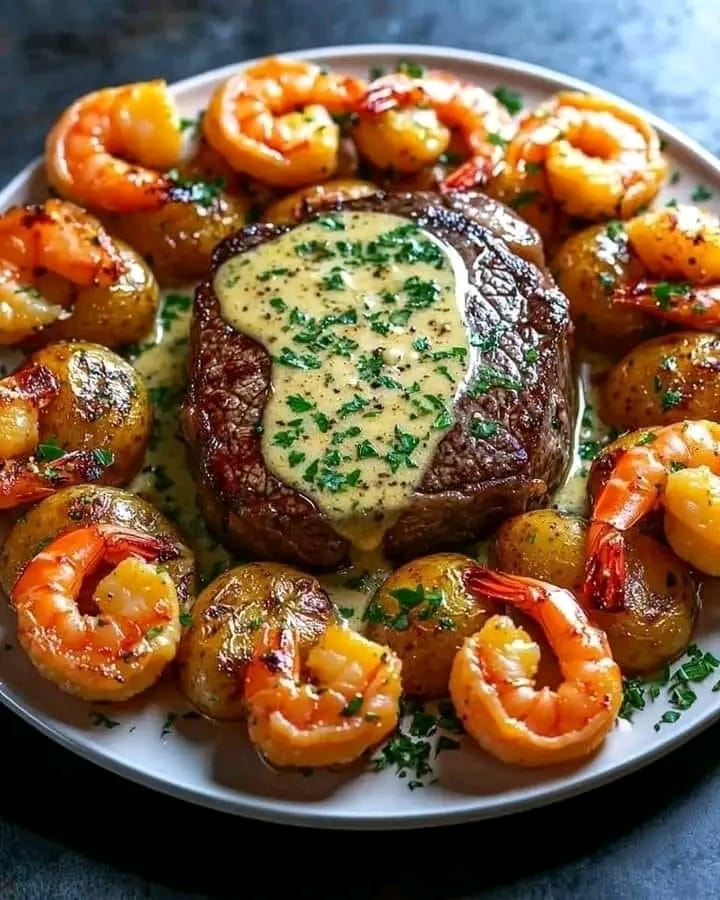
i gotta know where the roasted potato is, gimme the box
[262,178,379,224]
[103,191,249,286]
[177,562,337,720]
[489,510,697,672]
[489,509,586,592]
[551,223,665,353]
[364,552,501,700]
[22,341,151,485]
[593,530,699,673]
[25,240,159,349]
[0,484,195,608]
[600,331,720,430]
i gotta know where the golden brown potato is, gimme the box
[364,552,501,700]
[262,178,379,224]
[0,484,195,608]
[601,331,720,430]
[177,562,337,720]
[489,509,586,592]
[551,223,665,353]
[25,240,159,349]
[593,530,699,673]
[103,191,249,286]
[22,341,151,486]
[489,510,697,672]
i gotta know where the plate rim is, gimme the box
[2,41,720,831]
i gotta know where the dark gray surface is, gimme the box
[2,1,720,897]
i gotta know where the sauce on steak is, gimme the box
[180,191,576,570]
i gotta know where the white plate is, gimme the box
[2,44,720,831]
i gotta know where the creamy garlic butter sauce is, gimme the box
[214,211,469,550]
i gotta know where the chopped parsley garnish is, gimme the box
[313,412,331,433]
[316,214,345,230]
[288,450,306,468]
[90,711,120,729]
[338,394,368,418]
[636,431,657,446]
[341,695,363,717]
[487,132,508,147]
[321,268,346,290]
[276,347,321,369]
[356,440,380,459]
[471,420,499,439]
[597,271,616,291]
[605,220,625,241]
[286,394,314,412]
[652,281,690,308]
[524,348,539,363]
[579,440,601,461]
[386,426,420,473]
[146,626,164,640]
[179,612,193,627]
[509,190,539,209]
[396,60,425,77]
[337,606,355,619]
[36,439,64,462]
[160,293,192,328]
[492,84,523,115]
[470,367,522,396]
[258,266,290,281]
[660,389,683,411]
[167,169,225,206]
[93,448,114,467]
[269,296,287,311]
[691,184,712,202]
[619,643,720,731]
[148,385,183,413]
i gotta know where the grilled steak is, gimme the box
[180,191,576,570]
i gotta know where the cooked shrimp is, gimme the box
[11,524,181,701]
[45,80,183,213]
[244,622,402,768]
[203,58,367,188]
[356,70,511,180]
[663,466,720,576]
[490,91,667,221]
[450,567,621,767]
[584,419,720,610]
[612,206,720,327]
[0,363,113,507]
[0,199,122,344]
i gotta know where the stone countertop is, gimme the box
[2,1,720,897]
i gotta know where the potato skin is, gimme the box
[364,552,502,700]
[489,509,586,592]
[489,510,697,672]
[177,562,337,720]
[551,223,665,354]
[0,485,195,608]
[601,332,720,430]
[103,192,249,286]
[262,178,379,224]
[593,531,699,673]
[23,341,151,486]
[27,241,159,349]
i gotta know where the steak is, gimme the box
[180,191,576,570]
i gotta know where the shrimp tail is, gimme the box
[0,449,114,509]
[359,78,421,115]
[612,281,720,327]
[441,156,492,191]
[96,524,181,565]
[583,522,626,611]
[463,565,552,611]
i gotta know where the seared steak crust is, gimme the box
[181,191,576,570]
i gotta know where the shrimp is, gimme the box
[0,363,113,507]
[11,524,181,701]
[584,419,720,610]
[45,80,183,213]
[0,199,122,344]
[487,91,667,221]
[244,622,402,768]
[203,58,367,188]
[356,70,511,181]
[612,206,720,327]
[449,567,622,767]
